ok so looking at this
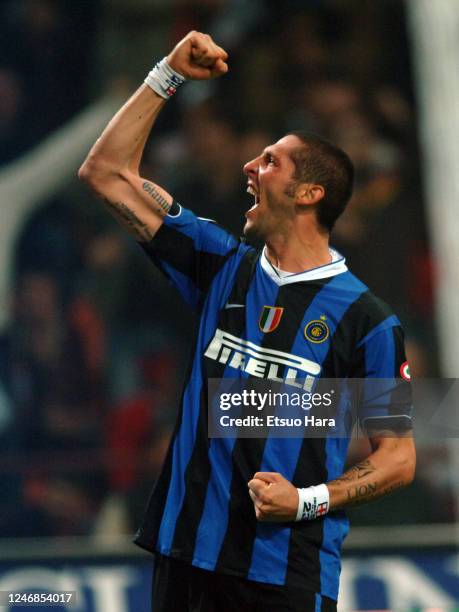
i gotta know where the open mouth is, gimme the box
[246,185,260,215]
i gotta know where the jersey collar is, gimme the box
[260,247,348,286]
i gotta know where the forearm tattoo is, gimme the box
[142,181,171,214]
[104,200,154,242]
[330,459,376,484]
[345,480,405,506]
[328,459,405,508]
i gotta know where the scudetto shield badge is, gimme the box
[259,306,284,333]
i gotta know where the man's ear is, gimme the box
[295,183,325,207]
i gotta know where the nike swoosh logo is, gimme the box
[224,303,245,309]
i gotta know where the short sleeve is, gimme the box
[140,204,241,307]
[356,320,413,432]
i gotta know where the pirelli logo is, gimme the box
[204,328,321,391]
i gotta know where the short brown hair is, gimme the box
[287,131,354,232]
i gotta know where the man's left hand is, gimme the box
[248,472,298,522]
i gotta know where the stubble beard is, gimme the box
[243,179,298,241]
[244,193,294,243]
[243,218,266,244]
[283,179,298,199]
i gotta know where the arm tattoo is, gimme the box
[330,459,376,484]
[346,480,405,507]
[142,181,171,214]
[104,200,154,242]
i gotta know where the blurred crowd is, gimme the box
[0,0,454,539]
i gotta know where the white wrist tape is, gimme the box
[296,484,330,521]
[144,57,186,99]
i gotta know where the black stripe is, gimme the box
[168,387,213,559]
[284,433,330,591]
[216,278,333,577]
[170,250,259,559]
[284,289,405,590]
[226,249,260,305]
[311,290,396,441]
[320,290,396,379]
[141,224,238,294]
[392,325,407,377]
[133,313,203,553]
[285,284,377,591]
[321,595,338,611]
[390,326,412,421]
[133,422,178,552]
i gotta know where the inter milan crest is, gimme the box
[304,316,330,343]
[259,306,284,333]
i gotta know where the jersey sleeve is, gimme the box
[355,317,413,433]
[140,204,240,308]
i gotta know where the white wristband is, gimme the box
[144,57,186,99]
[296,484,330,521]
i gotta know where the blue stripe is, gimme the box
[360,321,400,425]
[317,275,369,599]
[247,438,303,583]
[191,435,239,568]
[315,592,323,612]
[164,206,238,256]
[357,315,399,349]
[192,263,280,569]
[320,437,350,600]
[364,325,395,378]
[249,272,366,584]
[157,249,247,554]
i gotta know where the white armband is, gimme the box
[295,484,330,521]
[144,57,186,99]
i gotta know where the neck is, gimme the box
[265,227,331,273]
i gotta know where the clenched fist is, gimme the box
[248,472,299,522]
[167,31,229,80]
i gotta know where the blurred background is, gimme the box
[0,0,457,610]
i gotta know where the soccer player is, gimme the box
[79,31,416,612]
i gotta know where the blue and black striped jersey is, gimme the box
[134,204,412,601]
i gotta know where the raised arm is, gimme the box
[78,31,228,242]
[248,431,416,522]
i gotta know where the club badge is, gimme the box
[304,316,330,343]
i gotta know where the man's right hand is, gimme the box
[167,31,228,80]
[80,31,228,243]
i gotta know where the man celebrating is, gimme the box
[79,31,415,612]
